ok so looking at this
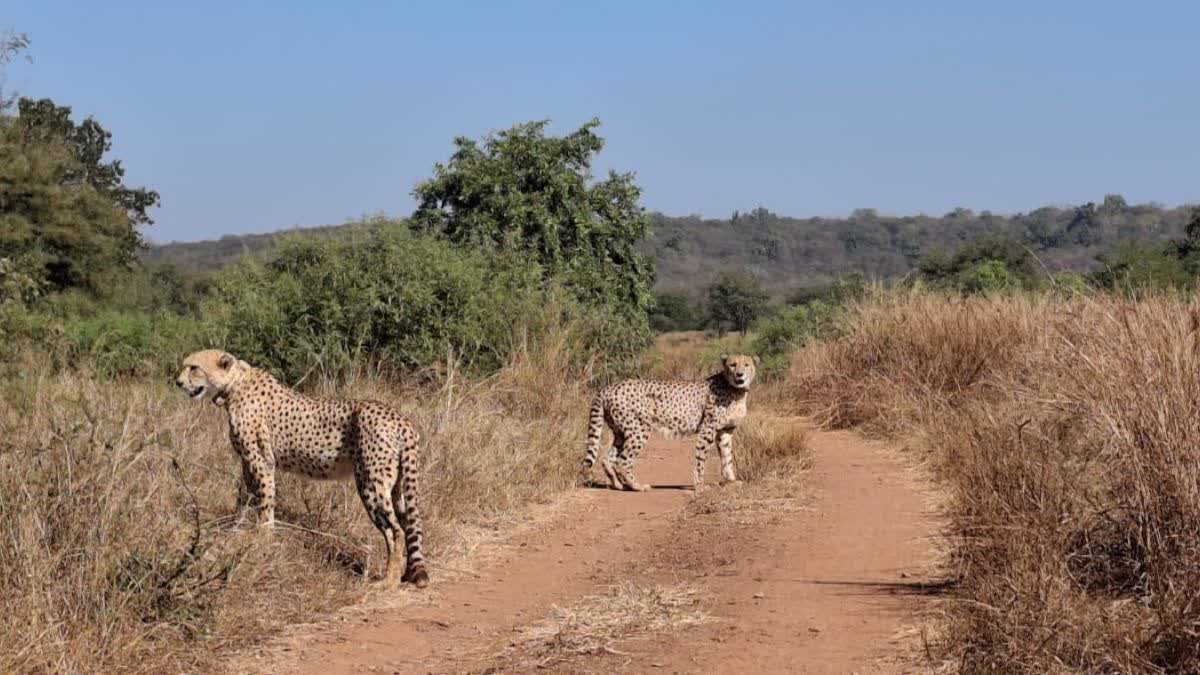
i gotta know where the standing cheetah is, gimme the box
[175,350,429,587]
[581,353,757,492]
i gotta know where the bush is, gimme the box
[201,222,644,383]
[751,301,840,378]
[61,310,203,378]
[918,237,1042,295]
[1089,240,1192,293]
[201,225,534,382]
[958,259,1018,295]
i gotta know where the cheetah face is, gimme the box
[721,353,758,390]
[176,350,246,401]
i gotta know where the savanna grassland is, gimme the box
[790,291,1200,673]
[8,28,1200,675]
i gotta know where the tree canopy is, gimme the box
[706,271,769,336]
[410,119,654,317]
[0,93,159,294]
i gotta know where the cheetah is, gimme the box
[581,353,757,493]
[175,350,429,588]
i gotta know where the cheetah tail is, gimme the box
[397,440,429,587]
[581,394,605,475]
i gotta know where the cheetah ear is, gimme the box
[218,353,236,370]
[720,353,729,365]
[752,354,760,365]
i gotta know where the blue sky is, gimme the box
[4,1,1198,243]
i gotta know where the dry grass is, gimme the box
[639,330,752,381]
[732,415,812,483]
[496,582,710,669]
[791,291,1200,673]
[0,324,811,674]
[0,329,590,674]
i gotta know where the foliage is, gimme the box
[1089,240,1191,292]
[751,301,840,377]
[201,223,542,382]
[787,272,868,307]
[705,271,769,336]
[0,97,159,294]
[60,310,202,378]
[152,198,1200,295]
[411,119,654,330]
[917,237,1041,295]
[649,290,701,333]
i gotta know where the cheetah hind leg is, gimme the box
[615,429,651,492]
[354,470,406,587]
[601,434,623,489]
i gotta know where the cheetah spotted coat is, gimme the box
[581,354,756,492]
[176,350,428,587]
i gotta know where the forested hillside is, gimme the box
[147,197,1195,292]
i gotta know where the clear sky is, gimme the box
[4,1,1198,243]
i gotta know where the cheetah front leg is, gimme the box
[233,457,257,528]
[241,443,277,529]
[615,427,651,492]
[718,429,739,483]
[692,424,718,493]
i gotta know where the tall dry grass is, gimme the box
[791,291,1200,673]
[0,329,590,674]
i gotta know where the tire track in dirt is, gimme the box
[234,423,940,674]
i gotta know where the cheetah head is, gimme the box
[176,350,251,403]
[721,353,758,390]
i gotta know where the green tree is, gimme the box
[649,290,700,333]
[1166,206,1200,274]
[787,272,867,307]
[410,119,654,319]
[0,97,160,293]
[1100,193,1128,215]
[705,271,769,336]
[1064,202,1101,246]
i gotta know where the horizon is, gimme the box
[146,198,1200,247]
[6,1,1199,244]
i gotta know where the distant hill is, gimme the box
[144,198,1195,294]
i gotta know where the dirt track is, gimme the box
[238,423,939,674]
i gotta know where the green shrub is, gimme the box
[200,223,644,383]
[61,310,203,378]
[202,227,521,382]
[1089,240,1192,293]
[751,301,840,377]
[958,259,1019,295]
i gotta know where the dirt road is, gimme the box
[239,423,939,674]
